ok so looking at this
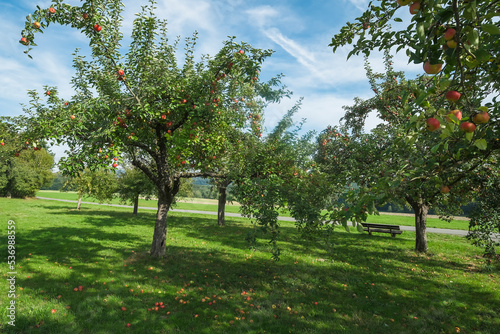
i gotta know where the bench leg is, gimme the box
[391,233,396,237]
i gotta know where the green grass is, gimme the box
[0,197,498,333]
[37,190,470,230]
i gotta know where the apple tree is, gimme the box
[328,1,500,252]
[316,56,499,252]
[19,0,287,257]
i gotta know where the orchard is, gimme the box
[13,0,500,258]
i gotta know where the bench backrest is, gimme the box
[361,223,400,230]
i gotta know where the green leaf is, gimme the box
[467,29,480,48]
[482,23,500,35]
[476,49,491,63]
[431,143,441,154]
[394,17,403,23]
[474,139,487,150]
[466,131,474,142]
[416,22,425,41]
[439,78,451,90]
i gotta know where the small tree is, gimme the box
[231,102,329,258]
[117,166,156,214]
[467,163,500,256]
[0,119,55,198]
[62,169,117,210]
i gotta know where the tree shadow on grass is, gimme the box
[3,202,499,333]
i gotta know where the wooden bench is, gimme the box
[361,223,402,237]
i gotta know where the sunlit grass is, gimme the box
[1,198,497,333]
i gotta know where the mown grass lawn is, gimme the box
[1,197,497,333]
[37,190,470,230]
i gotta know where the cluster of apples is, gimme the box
[426,89,490,133]
[398,0,459,74]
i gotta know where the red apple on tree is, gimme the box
[0,142,4,146]
[423,61,442,74]
[409,2,420,14]
[444,28,456,40]
[82,13,89,20]
[445,90,460,102]
[46,91,51,96]
[33,22,41,29]
[426,117,440,131]
[446,109,462,122]
[20,37,29,45]
[70,115,75,120]
[118,69,124,76]
[49,7,56,14]
[112,163,118,168]
[94,24,101,32]
[460,122,476,133]
[440,185,450,194]
[473,111,489,124]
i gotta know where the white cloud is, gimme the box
[344,0,370,11]
[245,5,280,28]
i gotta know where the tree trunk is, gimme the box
[133,195,139,215]
[150,178,180,257]
[217,184,227,226]
[77,193,82,210]
[407,196,429,253]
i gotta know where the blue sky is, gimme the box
[0,0,420,160]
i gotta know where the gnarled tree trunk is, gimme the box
[406,196,429,253]
[150,178,180,257]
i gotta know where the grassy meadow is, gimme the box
[1,197,498,333]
